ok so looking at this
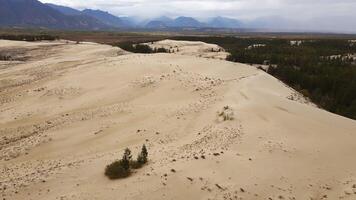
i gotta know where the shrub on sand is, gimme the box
[105,160,131,179]
[105,145,149,179]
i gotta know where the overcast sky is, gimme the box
[40,0,356,32]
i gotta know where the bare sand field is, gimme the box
[1,39,356,200]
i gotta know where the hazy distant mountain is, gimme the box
[145,20,168,29]
[154,16,173,24]
[171,17,204,27]
[47,4,135,28]
[82,9,129,28]
[145,16,205,28]
[0,0,109,30]
[119,17,138,27]
[46,3,81,15]
[207,17,242,28]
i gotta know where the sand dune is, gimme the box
[144,39,230,60]
[1,39,356,200]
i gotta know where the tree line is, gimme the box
[0,34,58,41]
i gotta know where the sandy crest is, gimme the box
[1,40,356,200]
[144,39,230,60]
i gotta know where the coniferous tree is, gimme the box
[121,148,132,170]
[137,144,148,164]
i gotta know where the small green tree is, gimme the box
[137,144,148,164]
[122,148,132,170]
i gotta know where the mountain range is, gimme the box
[0,0,353,33]
[0,0,244,30]
[0,0,110,30]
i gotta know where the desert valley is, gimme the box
[1,38,356,200]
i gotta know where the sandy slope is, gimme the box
[1,39,356,200]
[144,39,230,60]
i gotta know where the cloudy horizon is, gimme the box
[40,0,356,33]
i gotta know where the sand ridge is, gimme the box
[143,39,230,60]
[1,40,356,200]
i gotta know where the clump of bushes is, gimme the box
[104,160,131,179]
[0,53,12,61]
[154,47,169,53]
[105,145,148,179]
[117,42,168,54]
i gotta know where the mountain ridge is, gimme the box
[81,9,129,28]
[0,0,246,30]
[0,0,110,30]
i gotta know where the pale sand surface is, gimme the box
[143,39,230,60]
[1,39,356,200]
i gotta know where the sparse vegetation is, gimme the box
[0,34,58,41]
[0,53,12,61]
[105,145,148,179]
[218,106,234,121]
[155,47,169,53]
[117,42,168,54]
